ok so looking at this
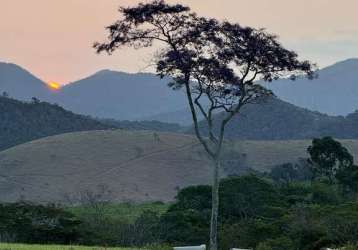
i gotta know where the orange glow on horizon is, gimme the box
[47,81,61,90]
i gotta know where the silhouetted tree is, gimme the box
[94,1,315,248]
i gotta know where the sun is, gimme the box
[47,81,61,90]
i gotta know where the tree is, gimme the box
[307,137,354,183]
[78,184,113,225]
[0,202,82,244]
[94,1,314,249]
[336,164,358,194]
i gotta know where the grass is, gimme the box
[67,202,169,223]
[0,243,171,250]
[0,243,136,250]
[3,129,358,203]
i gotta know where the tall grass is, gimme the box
[0,243,171,250]
[0,243,135,250]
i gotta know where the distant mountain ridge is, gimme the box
[194,97,358,140]
[53,70,188,120]
[1,58,358,124]
[0,62,52,101]
[266,58,358,116]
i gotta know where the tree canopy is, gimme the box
[308,137,354,183]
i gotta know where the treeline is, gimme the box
[196,97,358,140]
[0,96,112,151]
[0,96,184,151]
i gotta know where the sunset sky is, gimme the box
[1,0,358,84]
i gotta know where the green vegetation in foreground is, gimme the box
[67,202,169,223]
[1,138,358,249]
[0,243,171,250]
[0,243,134,250]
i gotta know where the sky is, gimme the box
[1,0,358,84]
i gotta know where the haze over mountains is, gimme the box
[1,58,358,124]
[55,70,188,120]
[0,62,52,101]
[266,58,358,116]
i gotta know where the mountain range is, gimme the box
[196,97,358,140]
[0,62,52,101]
[1,58,358,124]
[266,58,358,116]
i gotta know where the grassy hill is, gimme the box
[1,130,358,203]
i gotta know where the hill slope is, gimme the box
[0,96,112,151]
[194,97,358,140]
[0,96,186,151]
[0,62,52,101]
[266,58,358,115]
[1,130,358,203]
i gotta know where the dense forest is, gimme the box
[0,96,113,151]
[0,96,185,151]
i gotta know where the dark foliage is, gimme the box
[308,136,354,182]
[0,96,183,152]
[0,202,82,244]
[160,176,286,246]
[0,96,112,151]
[160,174,358,249]
[269,159,313,185]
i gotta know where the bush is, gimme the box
[0,202,82,244]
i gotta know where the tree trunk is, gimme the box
[210,157,220,250]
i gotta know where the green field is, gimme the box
[67,202,169,223]
[0,244,172,250]
[0,243,136,250]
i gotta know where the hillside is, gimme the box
[0,96,112,151]
[266,58,358,116]
[0,96,187,151]
[1,130,358,203]
[194,97,358,140]
[0,62,52,101]
[99,119,184,133]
